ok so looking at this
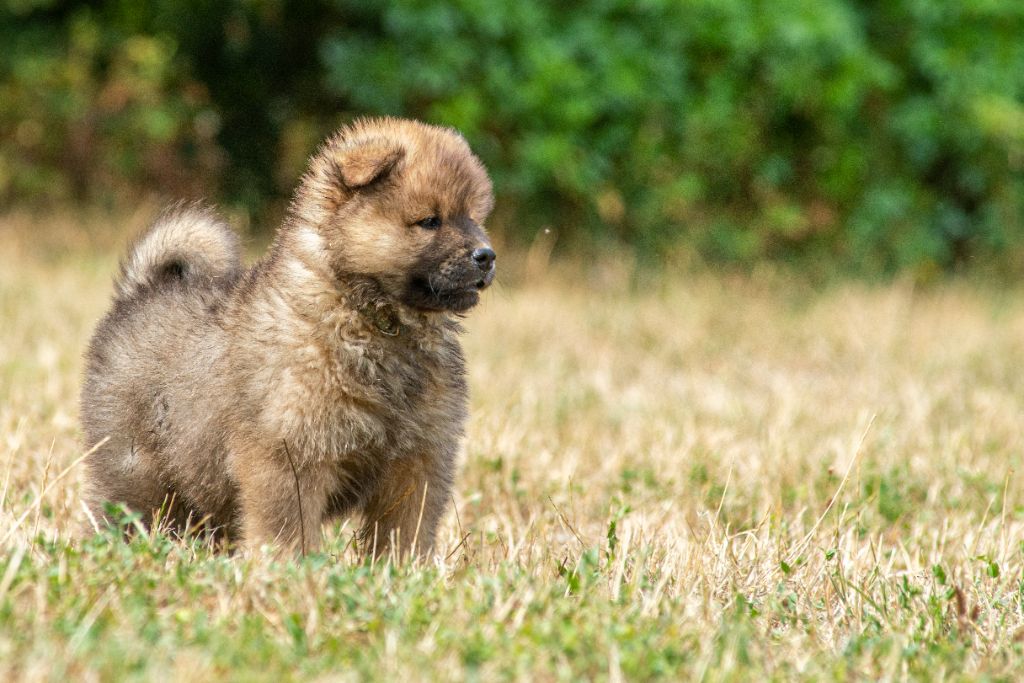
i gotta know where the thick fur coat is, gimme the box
[81,118,496,558]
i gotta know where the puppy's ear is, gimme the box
[335,139,405,189]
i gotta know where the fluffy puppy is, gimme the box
[81,117,496,558]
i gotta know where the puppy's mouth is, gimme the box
[475,265,496,290]
[439,287,481,313]
[404,268,494,313]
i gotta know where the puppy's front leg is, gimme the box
[231,440,327,556]
[358,450,454,561]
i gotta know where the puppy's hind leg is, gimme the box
[83,436,173,534]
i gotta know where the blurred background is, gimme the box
[1,0,1023,276]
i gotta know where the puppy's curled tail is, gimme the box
[116,204,242,301]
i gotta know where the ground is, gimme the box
[1,209,1023,681]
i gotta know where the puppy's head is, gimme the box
[297,118,495,313]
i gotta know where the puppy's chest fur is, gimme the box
[237,279,467,466]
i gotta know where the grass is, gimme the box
[2,208,1024,681]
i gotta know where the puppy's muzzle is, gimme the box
[472,247,496,270]
[471,247,496,289]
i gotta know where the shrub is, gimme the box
[2,0,1023,273]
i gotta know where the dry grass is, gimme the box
[1,208,1023,680]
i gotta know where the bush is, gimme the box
[2,0,1023,273]
[0,2,220,202]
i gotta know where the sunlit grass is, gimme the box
[1,209,1023,680]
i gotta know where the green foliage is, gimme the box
[2,0,1023,272]
[0,1,220,202]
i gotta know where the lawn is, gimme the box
[1,209,1023,681]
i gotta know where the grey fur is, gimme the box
[114,203,241,302]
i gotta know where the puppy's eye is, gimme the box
[416,216,442,230]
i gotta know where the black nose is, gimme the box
[472,247,496,271]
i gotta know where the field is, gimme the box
[2,210,1024,681]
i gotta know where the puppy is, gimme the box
[81,117,496,558]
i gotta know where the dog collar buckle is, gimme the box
[363,305,401,337]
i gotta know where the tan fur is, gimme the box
[81,118,496,559]
[115,203,242,301]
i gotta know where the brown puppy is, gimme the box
[80,118,495,558]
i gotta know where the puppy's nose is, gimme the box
[472,247,496,271]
